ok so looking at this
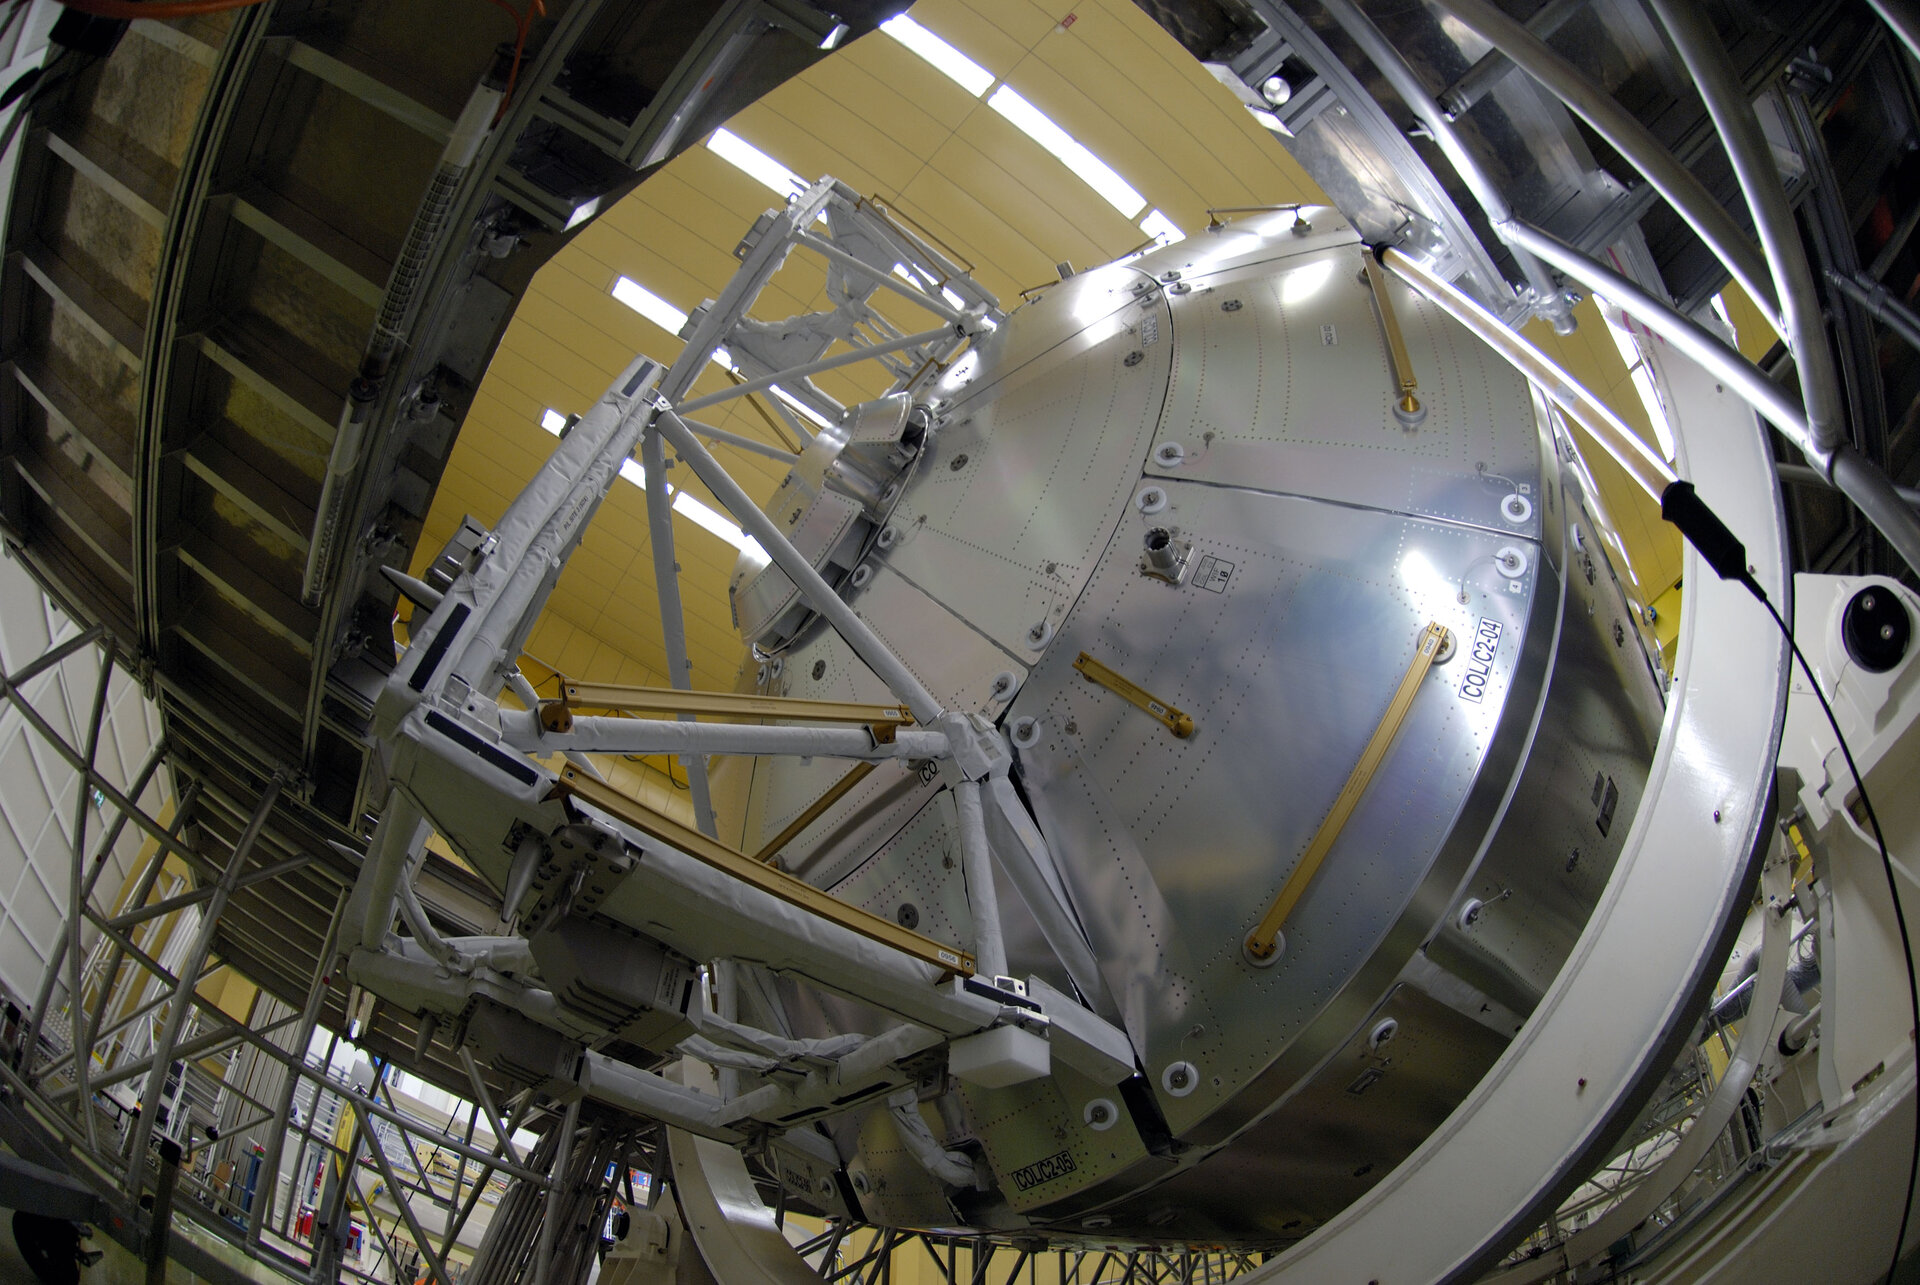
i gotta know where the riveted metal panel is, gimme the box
[1145,239,1544,541]
[1007,477,1543,1145]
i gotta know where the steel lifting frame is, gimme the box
[343,170,1140,1181]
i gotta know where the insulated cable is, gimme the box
[1664,480,1919,1284]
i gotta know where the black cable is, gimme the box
[1664,479,1920,1282]
[1758,591,1918,1285]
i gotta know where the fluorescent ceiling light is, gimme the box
[1140,210,1182,247]
[673,491,751,548]
[987,85,1145,218]
[767,383,835,430]
[892,263,967,311]
[613,276,688,334]
[539,408,755,551]
[708,127,806,199]
[880,14,994,96]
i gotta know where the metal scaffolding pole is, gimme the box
[531,1094,583,1285]
[1643,0,1844,458]
[639,418,717,837]
[1314,0,1575,332]
[124,773,284,1194]
[352,1098,456,1285]
[247,889,346,1247]
[1428,0,1780,323]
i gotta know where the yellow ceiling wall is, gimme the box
[407,0,1327,758]
[404,0,1731,819]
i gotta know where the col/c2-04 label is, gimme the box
[1457,617,1502,704]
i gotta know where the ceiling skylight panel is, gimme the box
[612,276,688,334]
[539,408,754,551]
[707,127,807,198]
[1140,210,1183,246]
[986,85,1146,218]
[880,14,994,96]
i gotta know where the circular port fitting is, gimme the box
[1144,527,1180,573]
[875,525,899,550]
[1457,898,1486,931]
[851,1171,871,1194]
[1392,393,1429,428]
[1433,630,1457,664]
[1369,1018,1400,1050]
[1242,930,1284,968]
[1083,1098,1119,1131]
[1135,485,1168,515]
[1161,1061,1200,1097]
[1010,717,1042,749]
[849,564,874,589]
[1501,493,1534,524]
[1843,587,1913,673]
[988,670,1021,702]
[1154,441,1186,468]
[1493,546,1530,579]
[1025,618,1056,651]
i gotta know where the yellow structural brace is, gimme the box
[1245,622,1451,962]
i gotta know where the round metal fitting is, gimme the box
[1025,617,1056,651]
[849,564,874,589]
[1501,493,1533,524]
[851,1172,871,1194]
[1154,441,1186,467]
[1369,1018,1400,1050]
[988,670,1021,701]
[1083,1097,1119,1131]
[1493,545,1530,578]
[1260,74,1292,106]
[1457,898,1486,931]
[875,524,898,550]
[1161,1061,1200,1097]
[1010,717,1042,749]
[1135,485,1168,515]
[1843,586,1912,673]
[1242,930,1283,968]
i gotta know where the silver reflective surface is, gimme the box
[739,215,1665,1243]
